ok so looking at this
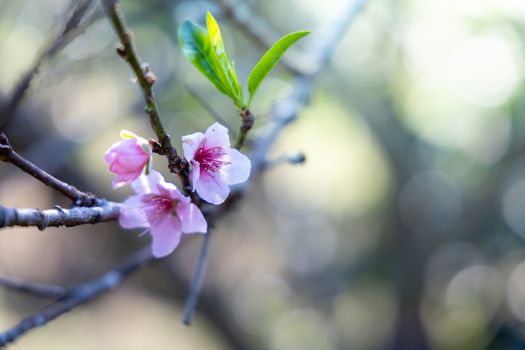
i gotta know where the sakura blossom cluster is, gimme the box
[104,123,251,257]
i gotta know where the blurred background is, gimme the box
[1,0,525,349]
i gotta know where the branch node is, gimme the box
[53,205,65,213]
[143,64,156,86]
[0,132,11,161]
[123,29,132,42]
[115,44,126,58]
[37,211,50,231]
[149,138,164,155]
[74,192,96,207]
[234,108,254,149]
[0,145,10,161]
[240,108,254,132]
[290,152,306,164]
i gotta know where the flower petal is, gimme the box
[167,190,189,205]
[131,170,163,195]
[223,148,251,185]
[150,216,182,258]
[119,195,149,228]
[106,139,146,158]
[117,154,149,170]
[195,172,229,204]
[155,173,182,200]
[204,122,230,148]
[104,148,117,164]
[108,156,147,178]
[182,132,205,162]
[178,202,207,234]
[190,161,200,191]
[112,173,138,190]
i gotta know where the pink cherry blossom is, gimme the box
[119,170,207,258]
[182,122,251,204]
[104,133,151,189]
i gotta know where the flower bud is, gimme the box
[104,131,152,189]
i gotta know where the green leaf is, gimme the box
[178,14,244,108]
[178,20,229,96]
[247,30,310,105]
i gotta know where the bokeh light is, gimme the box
[0,0,524,348]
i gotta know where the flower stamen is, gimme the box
[194,146,230,174]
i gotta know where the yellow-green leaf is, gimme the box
[206,12,224,53]
[205,12,244,107]
[247,30,310,105]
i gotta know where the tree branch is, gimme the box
[0,275,66,299]
[0,201,120,229]
[162,261,253,350]
[181,231,211,325]
[263,152,306,169]
[185,86,252,150]
[0,132,95,206]
[0,0,100,130]
[215,0,308,75]
[0,247,154,347]
[249,0,368,174]
[100,0,192,194]
[250,0,367,172]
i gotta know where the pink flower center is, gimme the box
[194,146,230,174]
[141,195,175,224]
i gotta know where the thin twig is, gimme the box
[0,275,66,299]
[0,247,154,347]
[163,261,252,350]
[184,84,250,150]
[309,0,368,73]
[249,0,369,173]
[185,84,236,133]
[215,0,308,75]
[182,0,369,323]
[263,152,306,169]
[0,132,95,206]
[0,0,100,130]
[100,0,192,193]
[181,232,211,325]
[0,201,120,229]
